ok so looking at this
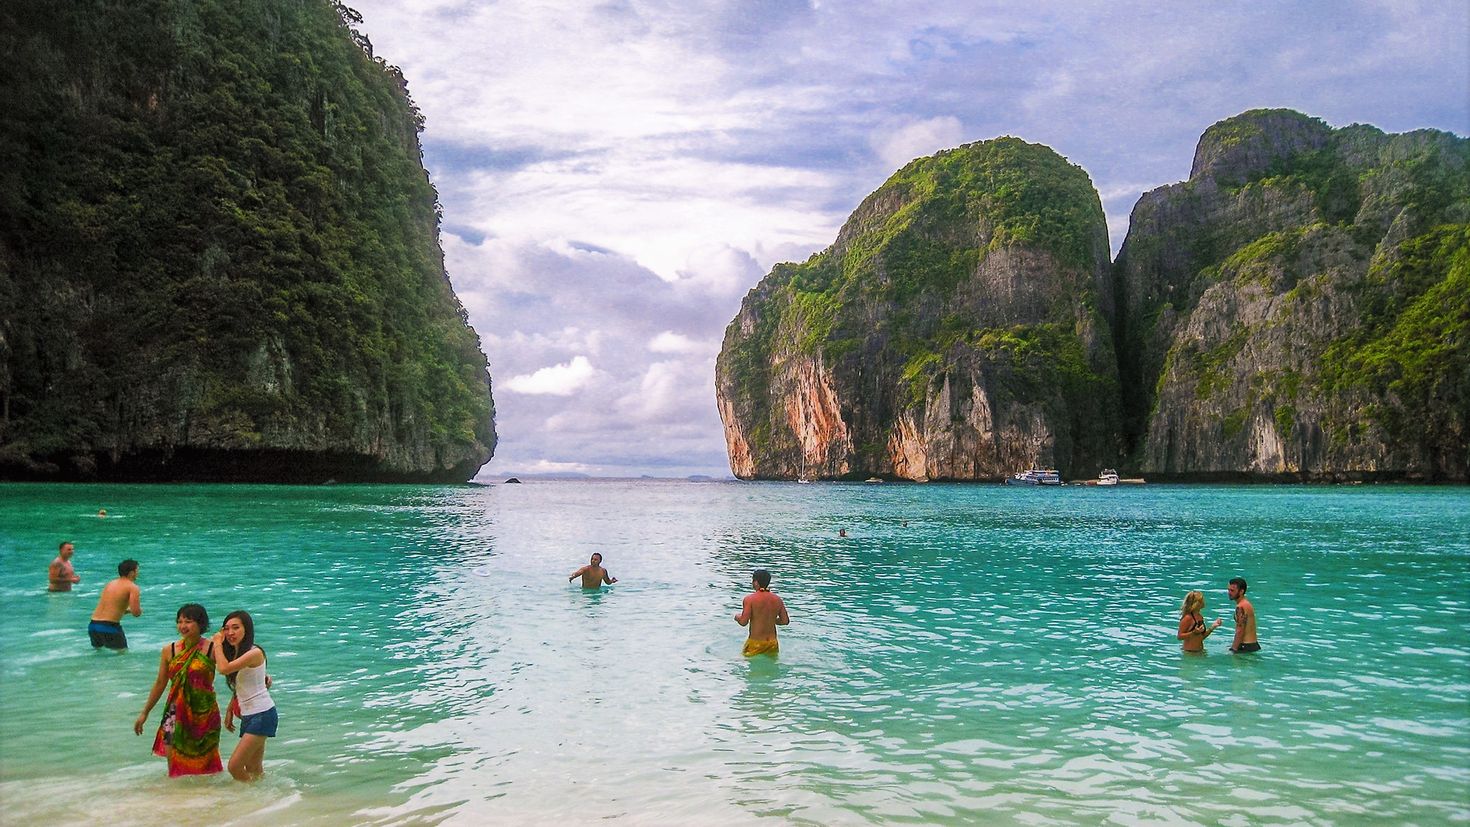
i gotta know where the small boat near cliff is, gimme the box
[1077,469,1146,486]
[1005,469,1062,486]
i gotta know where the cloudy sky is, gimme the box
[350,0,1468,479]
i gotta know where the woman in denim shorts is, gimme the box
[212,610,277,781]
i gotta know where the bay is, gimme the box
[1,481,1467,825]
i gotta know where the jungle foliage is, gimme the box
[0,0,495,479]
[719,137,1118,471]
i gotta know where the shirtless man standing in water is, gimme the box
[48,541,81,592]
[89,559,141,649]
[569,553,618,589]
[1227,577,1260,653]
[735,569,789,656]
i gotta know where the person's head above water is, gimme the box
[58,541,74,559]
[1180,590,1204,615]
[221,610,256,688]
[175,603,209,636]
[753,569,771,589]
[118,559,138,578]
[1228,577,1248,600]
[590,553,603,565]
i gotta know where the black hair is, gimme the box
[176,603,209,632]
[118,559,138,577]
[1229,577,1248,593]
[753,569,771,588]
[221,610,259,691]
[59,540,72,550]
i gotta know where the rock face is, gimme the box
[0,0,496,482]
[718,110,1468,482]
[1114,109,1468,481]
[716,138,1121,480]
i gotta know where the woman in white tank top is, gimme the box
[211,610,277,782]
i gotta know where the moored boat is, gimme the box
[1097,469,1119,486]
[1005,469,1062,486]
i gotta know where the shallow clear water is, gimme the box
[1,481,1467,825]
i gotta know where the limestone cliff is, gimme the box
[716,138,1121,480]
[0,0,496,482]
[1114,110,1468,480]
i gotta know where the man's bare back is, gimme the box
[92,576,141,623]
[735,569,789,655]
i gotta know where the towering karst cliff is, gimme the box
[0,0,496,481]
[716,138,1121,481]
[1115,109,1468,480]
[718,110,1467,482]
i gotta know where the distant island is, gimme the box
[716,109,1468,483]
[0,0,496,482]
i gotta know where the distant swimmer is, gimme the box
[90,559,142,649]
[1176,590,1222,653]
[569,553,618,589]
[735,569,789,656]
[98,509,108,518]
[838,528,847,538]
[1227,577,1260,653]
[48,541,81,592]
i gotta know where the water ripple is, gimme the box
[1,481,1467,824]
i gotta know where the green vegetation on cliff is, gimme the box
[0,0,496,480]
[1321,225,1470,459]
[718,138,1120,478]
[1123,108,1468,479]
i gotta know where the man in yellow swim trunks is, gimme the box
[735,569,789,656]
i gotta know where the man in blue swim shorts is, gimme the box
[88,559,141,649]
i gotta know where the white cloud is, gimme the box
[522,459,597,475]
[648,332,714,355]
[870,116,967,171]
[503,356,597,396]
[350,0,1468,477]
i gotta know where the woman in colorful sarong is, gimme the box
[133,603,223,776]
[212,610,276,781]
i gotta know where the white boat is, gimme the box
[1097,469,1119,486]
[1005,469,1062,486]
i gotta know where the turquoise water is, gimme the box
[1,481,1467,825]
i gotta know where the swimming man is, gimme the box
[48,541,81,592]
[89,559,142,649]
[1227,577,1259,653]
[569,553,618,589]
[735,569,789,656]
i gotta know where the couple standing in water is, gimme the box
[568,554,790,656]
[133,605,277,781]
[1178,577,1259,653]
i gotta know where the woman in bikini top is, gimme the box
[1177,590,1222,652]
